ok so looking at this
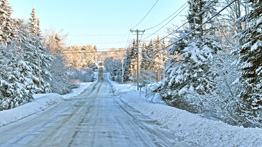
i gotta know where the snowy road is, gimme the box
[0,73,188,147]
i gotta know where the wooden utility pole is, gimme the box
[130,29,145,90]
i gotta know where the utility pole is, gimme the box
[130,29,145,90]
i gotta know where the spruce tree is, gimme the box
[141,42,147,71]
[153,35,166,81]
[0,0,14,45]
[28,8,53,93]
[0,44,34,110]
[157,0,221,109]
[29,8,40,36]
[145,39,155,71]
[238,0,262,118]
[123,39,136,82]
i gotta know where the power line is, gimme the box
[68,33,165,37]
[143,2,188,40]
[61,49,128,54]
[68,34,129,37]
[143,0,218,44]
[67,41,128,45]
[144,2,188,31]
[131,0,159,29]
[142,0,236,55]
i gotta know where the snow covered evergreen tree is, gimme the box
[0,0,14,45]
[141,42,147,71]
[141,36,167,83]
[0,44,34,110]
[144,39,155,71]
[237,0,262,121]
[27,8,53,93]
[123,39,136,82]
[29,8,40,37]
[156,0,221,110]
[14,20,49,94]
[152,36,166,81]
[0,4,39,110]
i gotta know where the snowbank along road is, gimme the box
[0,69,189,147]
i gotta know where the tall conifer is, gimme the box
[238,0,262,117]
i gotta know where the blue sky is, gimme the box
[9,0,187,51]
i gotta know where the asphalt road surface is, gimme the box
[0,70,188,147]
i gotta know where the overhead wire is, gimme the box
[143,2,188,40]
[68,33,165,37]
[142,0,219,47]
[141,0,237,55]
[61,49,128,55]
[68,34,129,37]
[131,0,159,29]
[144,2,188,31]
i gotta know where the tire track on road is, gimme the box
[114,95,189,147]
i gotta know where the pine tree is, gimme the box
[157,0,221,109]
[123,39,136,82]
[152,35,166,81]
[28,8,53,93]
[141,42,147,71]
[29,8,40,37]
[238,0,262,118]
[0,0,14,45]
[143,39,155,71]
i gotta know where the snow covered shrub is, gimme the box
[69,68,94,82]
[88,63,98,72]
[48,56,77,94]
[104,57,122,82]
[140,70,158,85]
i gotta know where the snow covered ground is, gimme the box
[1,74,262,146]
[0,82,93,127]
[109,80,262,147]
